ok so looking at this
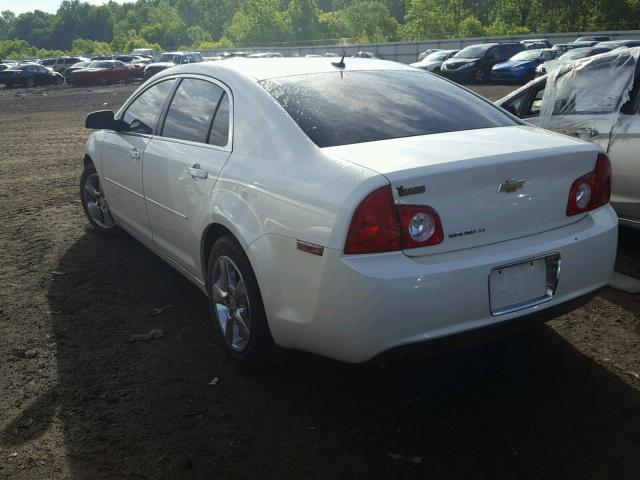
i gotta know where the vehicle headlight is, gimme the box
[460,62,475,69]
[512,65,526,71]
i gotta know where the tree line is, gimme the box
[1,0,639,59]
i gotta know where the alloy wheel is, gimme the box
[83,172,115,229]
[211,256,251,352]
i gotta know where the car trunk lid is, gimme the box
[323,126,600,256]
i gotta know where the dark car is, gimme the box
[441,42,525,83]
[520,39,553,49]
[576,35,610,42]
[143,51,203,79]
[595,40,640,50]
[0,63,64,87]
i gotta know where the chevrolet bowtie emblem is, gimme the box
[498,179,527,193]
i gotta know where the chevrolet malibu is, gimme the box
[80,58,618,364]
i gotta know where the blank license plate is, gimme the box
[489,258,548,315]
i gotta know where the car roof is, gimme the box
[164,57,416,82]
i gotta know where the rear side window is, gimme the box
[261,70,518,148]
[162,78,224,143]
[122,79,176,134]
[209,93,230,146]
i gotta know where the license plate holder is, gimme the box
[489,254,560,316]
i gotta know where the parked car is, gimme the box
[410,49,458,73]
[441,42,525,83]
[352,51,377,58]
[80,58,617,364]
[0,63,64,87]
[521,39,553,49]
[576,35,610,42]
[53,56,90,75]
[552,43,593,55]
[64,61,92,83]
[144,51,203,79]
[247,52,284,58]
[130,48,157,60]
[71,61,134,85]
[491,48,556,83]
[536,46,610,75]
[496,48,640,229]
[0,63,12,72]
[595,39,640,50]
[417,49,442,61]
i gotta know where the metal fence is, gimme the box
[200,30,640,64]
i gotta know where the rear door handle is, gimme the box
[131,148,141,160]
[188,163,208,179]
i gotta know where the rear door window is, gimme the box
[161,78,224,143]
[122,79,176,135]
[261,70,518,148]
[208,93,230,147]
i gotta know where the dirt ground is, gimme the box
[0,81,639,480]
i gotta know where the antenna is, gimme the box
[332,50,346,69]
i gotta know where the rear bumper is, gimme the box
[250,205,618,363]
[374,287,603,362]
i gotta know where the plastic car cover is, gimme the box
[538,47,640,136]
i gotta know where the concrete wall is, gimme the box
[201,30,640,64]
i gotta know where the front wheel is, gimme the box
[80,164,118,234]
[207,236,277,364]
[474,69,487,83]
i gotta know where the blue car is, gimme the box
[491,49,556,83]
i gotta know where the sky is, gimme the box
[0,1,132,15]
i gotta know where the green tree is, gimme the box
[287,0,322,42]
[459,15,485,37]
[225,0,291,46]
[0,10,16,41]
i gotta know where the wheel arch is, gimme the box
[200,223,236,285]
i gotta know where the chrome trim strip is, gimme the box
[104,177,144,198]
[618,217,640,229]
[488,253,561,316]
[145,196,188,220]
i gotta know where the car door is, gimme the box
[101,78,177,243]
[142,76,232,276]
[607,96,640,222]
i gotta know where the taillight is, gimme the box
[566,153,611,216]
[344,186,443,254]
[344,186,401,254]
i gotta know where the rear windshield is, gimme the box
[261,70,517,148]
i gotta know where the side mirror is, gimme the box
[85,110,129,131]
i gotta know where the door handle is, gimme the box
[131,148,141,160]
[188,164,208,179]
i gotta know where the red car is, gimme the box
[71,60,134,86]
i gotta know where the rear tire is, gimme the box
[207,235,277,365]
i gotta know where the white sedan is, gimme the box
[80,58,617,364]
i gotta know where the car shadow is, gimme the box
[2,231,640,479]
